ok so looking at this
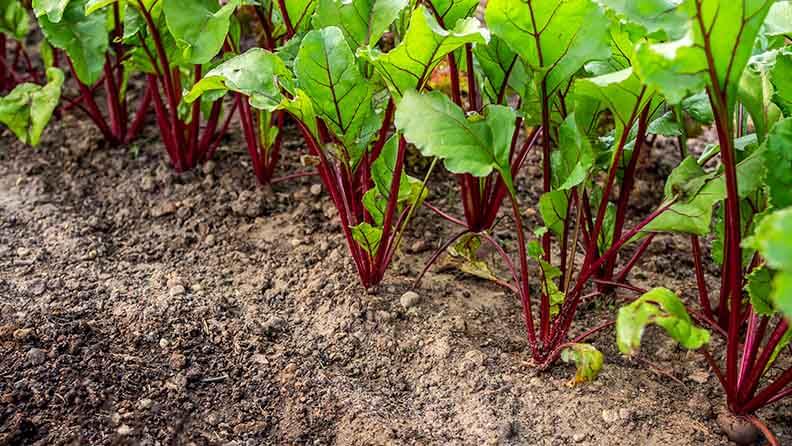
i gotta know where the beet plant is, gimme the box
[78,0,241,171]
[32,0,154,145]
[401,0,697,379]
[612,0,792,442]
[1,0,44,92]
[184,0,316,184]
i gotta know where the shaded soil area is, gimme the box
[1,116,790,445]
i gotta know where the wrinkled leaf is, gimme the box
[0,68,64,146]
[561,343,604,384]
[0,0,29,39]
[32,0,70,22]
[312,0,407,48]
[360,6,488,97]
[185,48,290,111]
[617,287,710,356]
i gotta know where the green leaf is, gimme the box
[648,111,684,137]
[634,0,773,114]
[428,0,479,28]
[278,88,318,139]
[474,35,531,105]
[282,0,317,33]
[361,135,427,227]
[774,272,792,321]
[772,50,792,116]
[0,0,29,39]
[84,0,118,15]
[644,149,767,235]
[32,0,70,22]
[37,0,108,85]
[163,0,239,65]
[561,343,604,384]
[395,89,516,191]
[574,67,654,138]
[0,67,64,146]
[485,0,611,98]
[539,190,568,236]
[746,266,774,316]
[359,5,488,98]
[595,0,689,40]
[350,222,383,256]
[312,0,408,48]
[552,114,594,190]
[616,287,710,357]
[185,48,290,111]
[746,207,792,272]
[765,117,792,209]
[294,26,374,148]
[738,51,782,142]
[764,1,792,37]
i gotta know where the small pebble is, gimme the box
[13,328,33,341]
[117,424,132,436]
[602,409,619,424]
[400,291,421,309]
[572,433,586,443]
[310,184,322,196]
[137,398,153,410]
[27,348,47,365]
[169,285,186,297]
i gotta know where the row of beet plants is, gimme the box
[1,0,792,442]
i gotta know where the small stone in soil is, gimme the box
[400,291,421,309]
[117,424,132,436]
[169,285,186,297]
[310,184,322,196]
[262,316,286,336]
[26,348,47,365]
[572,433,586,443]
[137,398,153,410]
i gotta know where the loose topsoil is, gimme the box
[1,114,790,446]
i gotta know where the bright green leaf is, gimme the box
[185,48,290,111]
[765,117,792,208]
[0,67,64,146]
[0,0,29,39]
[32,0,70,22]
[395,89,516,191]
[486,0,611,98]
[312,0,407,48]
[616,287,710,356]
[360,5,488,98]
[163,0,239,65]
[294,26,374,148]
[37,0,108,85]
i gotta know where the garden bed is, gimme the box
[1,118,789,445]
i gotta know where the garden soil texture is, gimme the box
[1,117,790,445]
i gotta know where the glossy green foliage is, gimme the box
[360,6,487,97]
[395,89,516,191]
[37,0,108,85]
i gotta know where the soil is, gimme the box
[1,115,790,446]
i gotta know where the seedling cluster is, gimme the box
[2,0,792,442]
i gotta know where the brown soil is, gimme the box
[1,116,790,446]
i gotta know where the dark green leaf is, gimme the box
[163,0,239,65]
